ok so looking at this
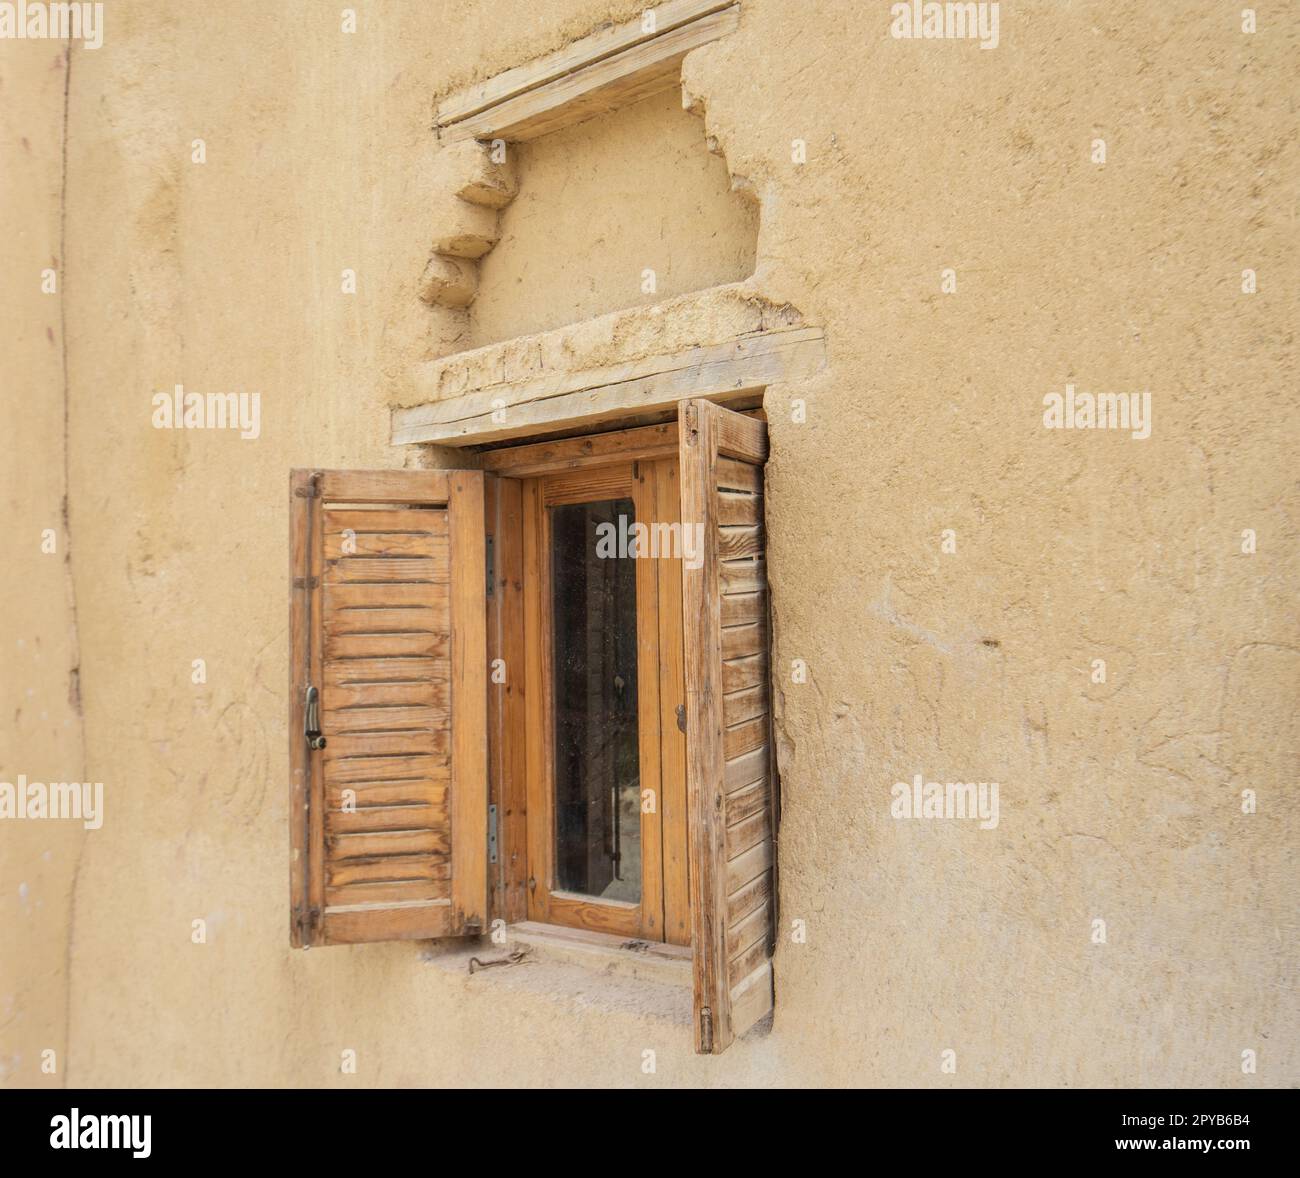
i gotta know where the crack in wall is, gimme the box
[57,35,88,1093]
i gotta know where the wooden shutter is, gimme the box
[680,400,777,1054]
[289,469,488,947]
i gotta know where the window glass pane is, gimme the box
[550,497,641,903]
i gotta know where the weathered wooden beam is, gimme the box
[437,3,740,143]
[437,1,736,127]
[391,326,825,447]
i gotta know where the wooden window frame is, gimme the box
[521,463,662,940]
[485,425,692,947]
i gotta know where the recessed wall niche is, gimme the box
[467,88,758,348]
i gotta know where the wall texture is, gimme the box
[471,86,758,345]
[2,0,1297,1087]
[0,33,86,1086]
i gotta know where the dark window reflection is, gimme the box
[550,498,641,902]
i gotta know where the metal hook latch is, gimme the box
[304,685,327,750]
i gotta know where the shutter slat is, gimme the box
[324,632,450,659]
[324,607,445,635]
[325,555,449,583]
[323,657,445,687]
[328,828,450,859]
[721,590,765,626]
[325,878,450,908]
[326,803,446,835]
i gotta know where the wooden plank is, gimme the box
[633,462,665,942]
[716,493,760,526]
[324,554,448,583]
[722,682,765,726]
[436,1,735,126]
[726,867,771,926]
[324,508,448,537]
[723,714,766,760]
[326,780,447,810]
[323,607,445,637]
[721,590,765,627]
[327,852,449,884]
[325,582,448,610]
[723,778,769,827]
[715,456,761,494]
[324,753,445,785]
[328,829,450,860]
[724,838,772,896]
[722,652,766,693]
[442,7,740,142]
[323,529,445,559]
[480,422,678,477]
[322,901,450,944]
[718,524,763,560]
[324,705,447,732]
[655,456,691,947]
[725,744,769,793]
[715,409,769,464]
[307,477,327,935]
[318,470,450,504]
[448,471,489,934]
[728,933,769,989]
[325,878,449,908]
[680,399,731,1053]
[541,463,634,505]
[485,475,505,923]
[323,631,449,660]
[288,470,314,946]
[725,808,770,859]
[323,657,446,688]
[406,327,820,429]
[327,803,446,835]
[394,327,827,447]
[488,476,530,923]
[521,478,552,927]
[327,853,450,886]
[725,898,770,961]
[720,558,765,594]
[324,680,446,711]
[721,620,765,661]
[323,730,445,761]
[545,893,642,938]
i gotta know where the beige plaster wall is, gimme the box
[470,86,758,345]
[1,0,1296,1088]
[0,35,85,1086]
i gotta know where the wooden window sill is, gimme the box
[506,921,692,988]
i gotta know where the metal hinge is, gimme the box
[699,1007,714,1053]
[485,533,495,598]
[488,803,498,864]
[676,703,687,734]
[297,905,322,946]
[293,575,319,590]
[294,475,322,498]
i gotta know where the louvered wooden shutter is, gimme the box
[289,469,487,947]
[680,400,777,1054]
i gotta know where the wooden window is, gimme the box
[288,401,776,1053]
